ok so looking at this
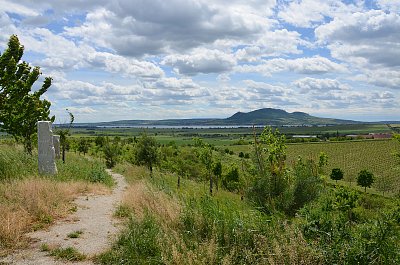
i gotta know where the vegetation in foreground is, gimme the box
[97,128,400,265]
[99,163,399,264]
[0,144,113,254]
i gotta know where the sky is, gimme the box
[0,0,399,123]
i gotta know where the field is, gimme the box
[68,123,393,144]
[63,124,400,195]
[228,140,400,194]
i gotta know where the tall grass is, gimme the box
[0,144,113,255]
[100,164,322,264]
[0,145,37,181]
[0,144,114,186]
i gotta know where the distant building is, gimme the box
[345,133,392,139]
[292,135,317,138]
[369,133,392,139]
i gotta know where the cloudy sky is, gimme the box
[1,0,399,122]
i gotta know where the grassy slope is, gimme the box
[100,164,321,264]
[99,164,400,264]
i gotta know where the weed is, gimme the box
[40,243,50,252]
[50,247,86,261]
[67,230,83,239]
[114,205,131,218]
[97,214,162,265]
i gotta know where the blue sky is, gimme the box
[0,0,399,122]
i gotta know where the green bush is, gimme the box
[222,166,240,192]
[290,157,323,214]
[330,168,344,183]
[300,189,400,264]
[103,140,121,168]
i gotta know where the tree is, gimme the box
[78,138,89,155]
[223,166,240,192]
[134,132,159,176]
[55,110,74,163]
[0,35,54,154]
[200,144,214,195]
[103,138,121,168]
[259,126,287,197]
[95,136,106,147]
[212,160,222,191]
[247,126,291,213]
[330,168,344,184]
[357,169,374,192]
[318,152,328,174]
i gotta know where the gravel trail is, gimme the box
[1,169,127,265]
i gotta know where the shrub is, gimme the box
[330,168,344,183]
[103,140,121,168]
[222,166,240,192]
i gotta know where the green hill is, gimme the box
[73,108,360,127]
[224,108,359,125]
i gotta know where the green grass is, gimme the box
[105,165,320,264]
[103,164,400,264]
[67,230,83,239]
[96,214,162,265]
[0,143,114,187]
[0,144,37,181]
[49,247,86,261]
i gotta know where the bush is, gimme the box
[330,168,344,183]
[222,166,240,192]
[103,140,121,168]
[290,158,323,214]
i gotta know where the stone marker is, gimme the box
[53,135,61,159]
[38,121,58,175]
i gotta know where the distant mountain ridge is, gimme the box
[73,108,362,127]
[224,108,359,125]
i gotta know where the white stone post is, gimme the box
[38,121,58,175]
[53,135,61,159]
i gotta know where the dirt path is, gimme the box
[1,170,128,265]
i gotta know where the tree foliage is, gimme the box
[0,35,54,154]
[103,138,121,169]
[199,144,214,195]
[223,165,240,192]
[77,138,89,155]
[357,169,374,192]
[134,132,159,176]
[330,168,344,183]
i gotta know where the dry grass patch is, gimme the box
[0,178,109,255]
[120,180,180,226]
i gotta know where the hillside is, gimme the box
[224,108,359,125]
[73,108,360,127]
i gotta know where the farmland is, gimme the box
[50,123,400,195]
